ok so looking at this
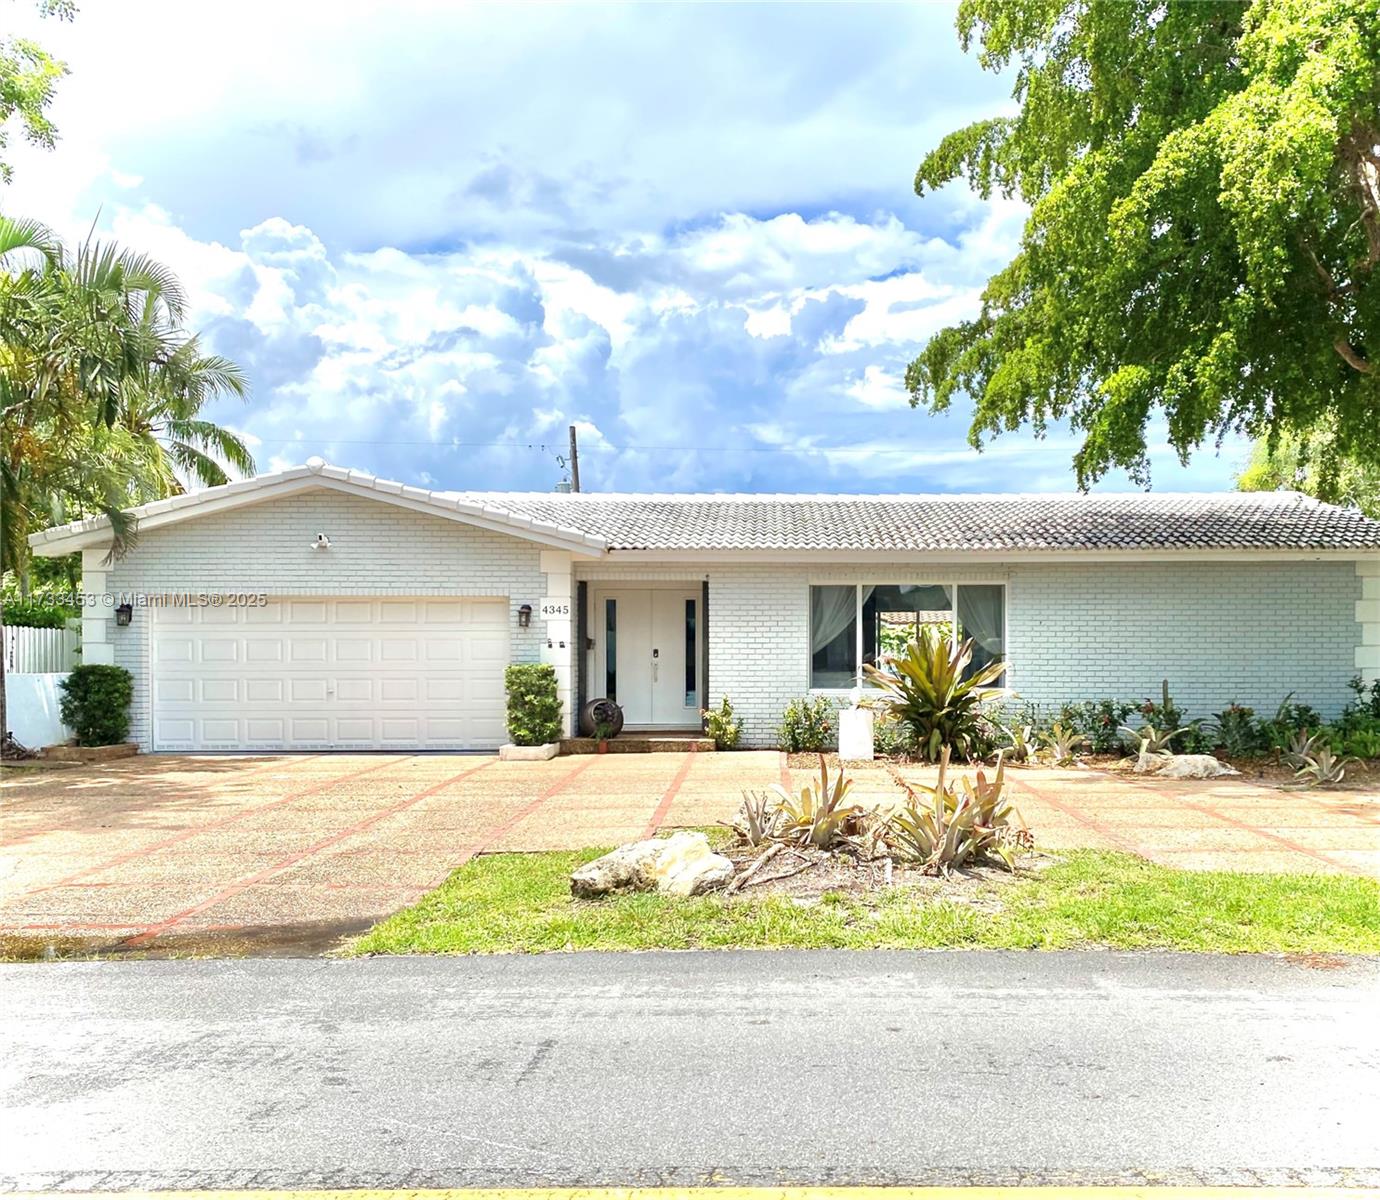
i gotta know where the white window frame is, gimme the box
[806,580,1009,695]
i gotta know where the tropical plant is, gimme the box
[998,721,1036,764]
[1344,674,1380,722]
[1281,728,1328,770]
[769,756,861,850]
[908,0,1380,488]
[1262,693,1325,752]
[862,626,1006,762]
[503,664,562,747]
[0,587,73,628]
[0,215,252,584]
[883,749,1030,874]
[871,711,917,760]
[1056,699,1138,754]
[1210,704,1266,757]
[1238,421,1380,518]
[1120,723,1191,758]
[1038,721,1087,765]
[731,790,782,847]
[776,695,836,753]
[701,695,740,750]
[57,663,133,746]
[1291,746,1356,788]
[1335,727,1380,761]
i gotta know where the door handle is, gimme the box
[652,648,659,682]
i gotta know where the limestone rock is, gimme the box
[570,832,735,898]
[1134,753,1239,779]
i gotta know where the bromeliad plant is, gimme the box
[1038,721,1087,765]
[1291,745,1356,788]
[770,756,863,850]
[862,626,1006,762]
[1119,722,1190,758]
[883,748,1030,874]
[732,789,782,846]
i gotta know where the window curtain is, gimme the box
[810,585,856,654]
[957,585,1004,680]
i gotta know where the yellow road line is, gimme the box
[8,1189,1380,1200]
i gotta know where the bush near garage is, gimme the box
[504,663,563,746]
[58,664,134,746]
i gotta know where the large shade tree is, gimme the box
[907,0,1380,488]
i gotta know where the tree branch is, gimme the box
[1334,337,1373,373]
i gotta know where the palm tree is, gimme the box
[1,214,253,582]
[1,213,253,747]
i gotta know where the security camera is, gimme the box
[312,533,331,550]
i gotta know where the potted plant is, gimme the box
[594,718,615,754]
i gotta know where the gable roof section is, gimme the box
[445,489,1380,554]
[29,459,1380,558]
[29,460,609,556]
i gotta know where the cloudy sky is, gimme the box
[4,1,1249,494]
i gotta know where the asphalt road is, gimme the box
[3,950,1378,1191]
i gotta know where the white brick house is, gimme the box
[29,458,1380,752]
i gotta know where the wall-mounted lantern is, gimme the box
[517,603,533,629]
[114,603,133,627]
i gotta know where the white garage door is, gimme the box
[151,597,510,751]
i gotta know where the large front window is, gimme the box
[809,583,1006,689]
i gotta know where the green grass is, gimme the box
[345,849,1380,956]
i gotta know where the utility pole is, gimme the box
[568,424,581,493]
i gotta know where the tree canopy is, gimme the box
[0,1,72,183]
[0,216,253,583]
[1237,419,1380,517]
[908,0,1380,488]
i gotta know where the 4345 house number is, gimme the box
[538,599,571,620]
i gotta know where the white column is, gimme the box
[1358,557,1380,684]
[539,550,575,736]
[80,549,116,666]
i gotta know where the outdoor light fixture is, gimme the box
[311,533,332,551]
[517,604,533,628]
[115,603,133,627]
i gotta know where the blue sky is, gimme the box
[5,1,1250,494]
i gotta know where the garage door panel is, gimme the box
[151,597,509,751]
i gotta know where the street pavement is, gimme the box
[2,949,1378,1191]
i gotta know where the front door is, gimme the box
[594,588,701,727]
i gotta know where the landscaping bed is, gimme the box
[345,848,1380,956]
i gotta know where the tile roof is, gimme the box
[446,489,1380,553]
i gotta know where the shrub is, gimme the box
[1056,699,1137,753]
[777,695,836,752]
[503,663,563,746]
[1,593,76,629]
[1211,703,1265,756]
[872,711,918,759]
[1038,720,1088,765]
[702,695,740,750]
[863,627,1005,762]
[1261,692,1325,750]
[57,664,134,746]
[1344,674,1380,722]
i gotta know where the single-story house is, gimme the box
[28,457,1380,752]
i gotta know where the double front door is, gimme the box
[593,588,701,727]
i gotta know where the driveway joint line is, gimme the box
[117,758,495,948]
[23,754,418,896]
[642,751,700,838]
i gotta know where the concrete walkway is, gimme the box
[1,749,1376,956]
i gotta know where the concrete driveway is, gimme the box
[2,750,1376,957]
[0,751,762,956]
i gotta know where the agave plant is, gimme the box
[1119,722,1189,756]
[1281,727,1326,769]
[1038,721,1088,765]
[769,756,862,850]
[862,626,1007,762]
[883,749,1029,874]
[732,789,782,846]
[1292,746,1356,788]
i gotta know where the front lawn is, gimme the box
[345,849,1380,956]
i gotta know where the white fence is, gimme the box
[4,672,72,749]
[4,624,80,673]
